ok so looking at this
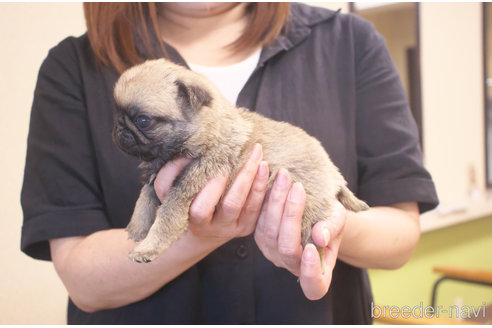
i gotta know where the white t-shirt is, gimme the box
[188,49,261,105]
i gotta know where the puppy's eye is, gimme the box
[135,115,152,130]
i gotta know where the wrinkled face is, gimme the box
[112,59,211,162]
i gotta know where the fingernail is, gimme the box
[257,161,268,178]
[275,168,290,188]
[303,244,317,264]
[323,228,330,247]
[288,182,304,202]
[251,143,262,161]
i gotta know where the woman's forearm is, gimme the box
[50,228,224,312]
[338,202,421,270]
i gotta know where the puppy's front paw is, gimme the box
[126,184,159,242]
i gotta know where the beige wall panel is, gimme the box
[420,2,484,205]
[0,3,85,324]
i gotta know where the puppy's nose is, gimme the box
[120,129,134,142]
[113,125,134,147]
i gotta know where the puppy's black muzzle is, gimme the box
[116,129,138,151]
[113,124,136,152]
[113,124,160,162]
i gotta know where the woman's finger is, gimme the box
[310,201,346,251]
[237,161,270,235]
[189,174,229,227]
[215,143,263,224]
[260,168,292,249]
[277,182,305,271]
[299,244,330,301]
[322,237,341,279]
[154,157,192,202]
[299,202,346,300]
[255,189,271,237]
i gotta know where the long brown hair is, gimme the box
[83,3,291,73]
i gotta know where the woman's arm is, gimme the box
[338,201,420,269]
[50,145,269,312]
[50,228,221,313]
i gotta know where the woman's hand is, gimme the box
[154,143,270,245]
[254,169,347,301]
[154,148,347,301]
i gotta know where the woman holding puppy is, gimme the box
[21,3,438,324]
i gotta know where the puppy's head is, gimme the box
[112,59,213,162]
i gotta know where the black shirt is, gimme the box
[21,3,438,324]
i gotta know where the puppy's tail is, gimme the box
[337,185,369,212]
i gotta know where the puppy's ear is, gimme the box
[176,80,212,117]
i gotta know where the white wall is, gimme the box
[0,3,85,324]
